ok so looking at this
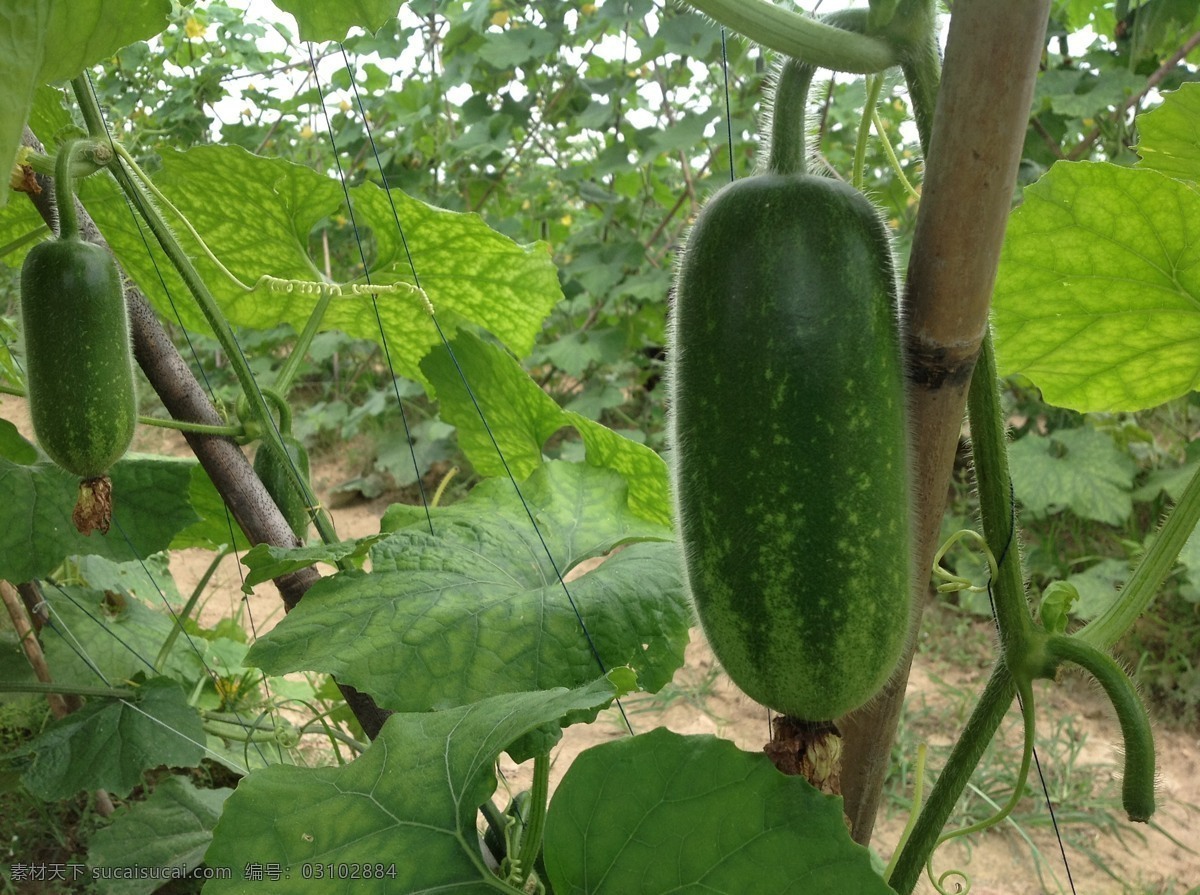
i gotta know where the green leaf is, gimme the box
[204,674,633,894]
[246,463,687,713]
[992,161,1200,412]
[1008,427,1136,526]
[40,585,204,689]
[0,2,47,210]
[1137,82,1200,182]
[87,776,232,895]
[421,331,671,525]
[1038,580,1080,633]
[268,0,397,42]
[1,1,170,208]
[71,552,182,605]
[1064,557,1130,621]
[0,453,199,582]
[14,677,204,800]
[543,728,893,894]
[478,28,560,68]
[81,145,561,384]
[0,418,38,464]
[240,535,384,592]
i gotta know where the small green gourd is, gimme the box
[20,140,135,534]
[670,60,910,722]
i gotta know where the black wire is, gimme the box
[721,29,736,184]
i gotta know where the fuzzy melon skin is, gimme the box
[21,238,137,479]
[671,174,909,722]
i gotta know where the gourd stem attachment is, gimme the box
[1042,634,1156,822]
[766,58,815,177]
[53,139,85,241]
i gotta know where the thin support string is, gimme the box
[307,43,434,537]
[326,41,633,735]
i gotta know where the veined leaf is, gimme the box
[12,677,204,800]
[0,452,198,582]
[1,1,171,208]
[1008,426,1136,525]
[245,463,688,713]
[87,776,232,895]
[993,161,1200,412]
[422,331,671,525]
[544,728,893,894]
[1137,82,1200,183]
[267,0,398,42]
[78,145,561,384]
[204,673,634,894]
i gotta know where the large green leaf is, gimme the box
[203,673,634,895]
[0,453,199,581]
[992,160,1200,412]
[1008,427,1136,525]
[1,1,171,208]
[421,331,672,525]
[12,677,204,800]
[1136,82,1200,182]
[79,145,561,383]
[543,728,893,894]
[88,776,232,895]
[244,463,687,712]
[268,0,398,42]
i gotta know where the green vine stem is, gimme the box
[52,138,85,240]
[890,326,1184,889]
[853,75,885,190]
[155,547,233,670]
[514,752,551,887]
[69,75,339,554]
[683,0,897,73]
[0,681,137,699]
[1079,449,1200,650]
[272,289,334,396]
[1042,634,1156,822]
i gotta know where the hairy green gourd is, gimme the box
[254,435,312,540]
[670,62,910,723]
[21,236,136,481]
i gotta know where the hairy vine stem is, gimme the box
[686,0,897,73]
